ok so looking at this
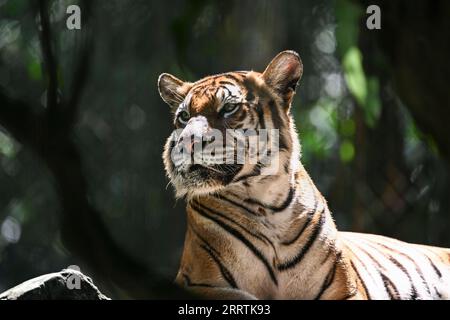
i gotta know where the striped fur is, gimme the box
[158,51,450,300]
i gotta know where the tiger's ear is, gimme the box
[262,51,303,103]
[158,73,192,110]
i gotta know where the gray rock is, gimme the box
[0,269,110,300]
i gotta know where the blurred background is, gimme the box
[0,0,449,298]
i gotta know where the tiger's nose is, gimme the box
[181,135,210,154]
[177,116,211,154]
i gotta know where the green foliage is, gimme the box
[170,0,211,64]
[339,139,355,163]
[0,131,16,158]
[0,0,448,295]
[365,77,381,127]
[1,0,28,16]
[27,58,42,81]
[335,0,381,128]
[298,98,338,164]
[335,0,362,56]
[8,199,29,224]
[403,109,440,157]
[342,47,366,105]
[340,118,355,137]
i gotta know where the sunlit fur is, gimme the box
[158,51,450,300]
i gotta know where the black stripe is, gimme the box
[320,247,335,265]
[256,103,266,129]
[167,139,176,172]
[380,273,399,300]
[213,86,221,98]
[192,200,270,245]
[213,194,259,216]
[370,244,418,300]
[277,208,325,271]
[435,288,443,299]
[376,243,429,298]
[182,274,218,288]
[189,222,220,255]
[342,291,358,300]
[268,100,282,128]
[284,161,290,174]
[314,258,338,300]
[190,202,278,285]
[220,86,234,99]
[248,108,256,125]
[419,248,445,277]
[281,209,318,246]
[354,243,399,299]
[425,255,442,278]
[246,186,295,213]
[191,73,241,89]
[281,193,318,246]
[346,246,383,299]
[210,194,278,254]
[268,100,288,150]
[350,260,371,300]
[225,74,242,83]
[199,244,238,289]
[246,90,255,102]
[233,163,262,183]
[388,255,418,300]
[236,108,248,122]
[219,80,237,86]
[189,221,240,287]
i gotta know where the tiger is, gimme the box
[157,50,450,300]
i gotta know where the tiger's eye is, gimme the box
[178,110,190,124]
[222,103,239,117]
[224,104,236,112]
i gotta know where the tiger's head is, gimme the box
[158,51,303,198]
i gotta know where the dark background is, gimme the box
[0,0,449,298]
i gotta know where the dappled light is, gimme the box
[0,0,449,300]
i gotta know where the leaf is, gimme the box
[339,139,355,163]
[27,59,42,81]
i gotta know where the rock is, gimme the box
[0,269,110,300]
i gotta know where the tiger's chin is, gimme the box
[177,183,226,199]
[168,165,232,199]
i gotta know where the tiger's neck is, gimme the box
[186,163,354,299]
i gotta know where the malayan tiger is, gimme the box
[157,51,450,300]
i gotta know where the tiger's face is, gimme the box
[158,51,303,198]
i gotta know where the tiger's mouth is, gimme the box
[170,162,242,197]
[188,164,214,174]
[178,163,242,184]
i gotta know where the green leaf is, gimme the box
[27,59,42,81]
[336,0,382,128]
[340,119,355,137]
[339,139,355,163]
[342,47,367,106]
[2,0,28,16]
[365,77,381,127]
[0,130,16,158]
[335,0,363,56]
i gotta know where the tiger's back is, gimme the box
[341,232,450,299]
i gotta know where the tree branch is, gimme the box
[66,0,93,127]
[38,0,58,115]
[0,2,193,299]
[0,89,38,146]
